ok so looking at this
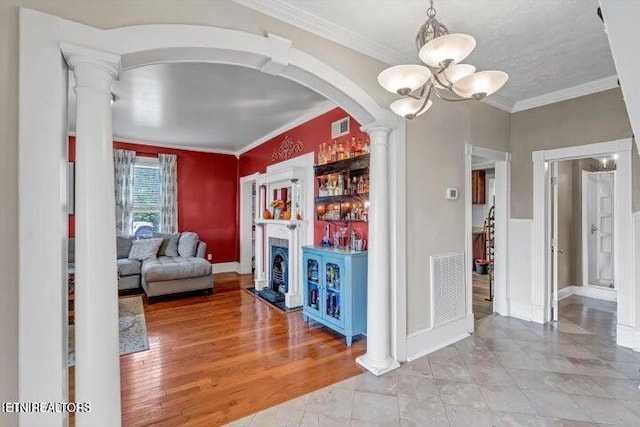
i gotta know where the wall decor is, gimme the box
[271,135,304,162]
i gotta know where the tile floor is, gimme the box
[228,296,640,426]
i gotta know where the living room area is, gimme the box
[65,59,374,425]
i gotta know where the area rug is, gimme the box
[68,296,150,366]
[243,287,303,313]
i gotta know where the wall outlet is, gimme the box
[207,254,212,261]
[446,188,459,200]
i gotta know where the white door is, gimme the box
[582,171,615,288]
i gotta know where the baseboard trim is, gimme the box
[616,323,640,351]
[557,286,574,301]
[211,262,240,274]
[557,285,617,302]
[406,315,473,361]
[509,300,532,322]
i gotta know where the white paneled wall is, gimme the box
[508,219,533,320]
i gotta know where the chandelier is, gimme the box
[378,0,509,119]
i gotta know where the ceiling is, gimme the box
[68,63,332,153]
[69,1,618,151]
[235,0,617,111]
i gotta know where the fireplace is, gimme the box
[269,238,289,294]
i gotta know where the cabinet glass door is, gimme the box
[304,255,321,315]
[324,259,344,327]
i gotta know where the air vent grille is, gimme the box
[331,117,350,138]
[431,252,466,327]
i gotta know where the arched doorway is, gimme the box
[19,9,406,426]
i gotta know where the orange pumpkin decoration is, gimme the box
[282,210,292,220]
[263,209,272,220]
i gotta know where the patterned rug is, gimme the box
[68,296,150,366]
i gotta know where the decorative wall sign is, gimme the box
[271,135,304,162]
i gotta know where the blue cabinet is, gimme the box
[302,246,367,346]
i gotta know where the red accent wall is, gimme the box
[68,136,239,263]
[238,107,369,245]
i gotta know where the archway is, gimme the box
[19,9,406,426]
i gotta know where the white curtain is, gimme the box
[114,149,136,236]
[159,154,178,233]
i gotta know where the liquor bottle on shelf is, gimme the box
[355,138,363,155]
[357,176,365,194]
[338,143,345,160]
[318,178,328,197]
[363,138,370,154]
[351,177,358,194]
[364,177,370,193]
[349,137,356,158]
[317,143,324,165]
[331,140,338,162]
[337,174,344,195]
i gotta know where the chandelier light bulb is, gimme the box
[390,97,433,119]
[418,33,476,68]
[452,70,509,99]
[378,65,432,95]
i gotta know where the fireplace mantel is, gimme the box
[253,162,312,309]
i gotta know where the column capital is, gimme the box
[61,43,120,92]
[361,121,395,138]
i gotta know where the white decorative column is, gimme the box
[255,184,267,290]
[63,44,122,426]
[356,124,400,376]
[531,151,548,324]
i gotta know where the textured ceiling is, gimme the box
[267,0,617,103]
[68,63,331,152]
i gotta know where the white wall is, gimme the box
[507,219,533,320]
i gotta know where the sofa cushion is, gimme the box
[117,236,134,259]
[129,238,163,261]
[117,258,142,277]
[143,256,212,282]
[178,232,199,258]
[153,233,180,257]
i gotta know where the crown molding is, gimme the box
[68,131,238,156]
[237,100,337,156]
[232,0,411,65]
[482,93,515,113]
[511,75,619,113]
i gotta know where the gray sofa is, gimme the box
[69,232,213,301]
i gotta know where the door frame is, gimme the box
[464,144,511,320]
[531,139,634,348]
[550,162,559,322]
[239,173,259,274]
[581,170,617,288]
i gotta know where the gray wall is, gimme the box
[407,99,509,332]
[557,160,574,289]
[510,88,636,219]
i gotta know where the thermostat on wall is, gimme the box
[446,188,458,200]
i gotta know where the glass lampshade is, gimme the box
[390,97,433,118]
[418,33,476,68]
[452,70,509,99]
[378,65,432,94]
[434,64,476,88]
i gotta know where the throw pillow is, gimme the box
[153,233,180,257]
[178,232,199,258]
[116,236,134,259]
[128,238,163,261]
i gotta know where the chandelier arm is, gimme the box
[433,87,472,102]
[412,85,434,116]
[431,71,453,90]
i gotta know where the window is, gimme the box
[132,157,161,237]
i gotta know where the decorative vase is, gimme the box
[274,207,281,220]
[296,213,302,220]
[263,209,272,220]
[282,210,292,220]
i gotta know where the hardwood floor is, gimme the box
[70,273,366,426]
[472,272,493,321]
